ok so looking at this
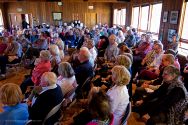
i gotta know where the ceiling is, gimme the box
[0,0,129,3]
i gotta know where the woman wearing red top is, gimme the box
[20,50,51,94]
[0,37,7,55]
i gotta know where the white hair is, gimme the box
[49,44,60,56]
[42,72,57,86]
[80,47,91,60]
[56,39,64,50]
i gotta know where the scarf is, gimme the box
[166,79,188,125]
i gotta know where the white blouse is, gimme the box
[107,85,129,125]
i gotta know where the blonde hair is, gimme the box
[0,83,23,106]
[116,55,132,69]
[41,72,57,86]
[111,65,131,86]
[58,62,75,78]
[163,54,175,65]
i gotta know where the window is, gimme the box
[140,6,149,31]
[0,9,4,32]
[132,7,139,28]
[131,3,162,39]
[181,2,188,40]
[113,8,126,26]
[150,4,162,33]
[179,2,188,56]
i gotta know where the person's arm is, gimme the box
[184,66,188,73]
[143,83,165,102]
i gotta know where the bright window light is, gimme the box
[181,2,188,40]
[150,3,162,33]
[132,7,139,29]
[140,6,149,31]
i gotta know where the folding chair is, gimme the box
[42,99,65,125]
[120,102,131,125]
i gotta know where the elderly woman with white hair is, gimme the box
[49,44,61,69]
[20,50,51,94]
[117,30,125,44]
[56,39,65,61]
[29,72,63,124]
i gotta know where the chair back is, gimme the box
[42,99,65,125]
[81,76,93,99]
[120,102,131,125]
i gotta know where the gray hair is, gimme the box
[58,62,75,78]
[163,65,180,79]
[40,50,51,61]
[116,55,132,69]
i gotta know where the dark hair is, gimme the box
[88,91,111,121]
[164,49,178,57]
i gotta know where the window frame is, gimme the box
[113,8,126,26]
[179,1,188,43]
[131,3,163,38]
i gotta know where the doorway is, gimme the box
[9,13,32,29]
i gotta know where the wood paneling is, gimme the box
[5,2,62,27]
[160,0,184,47]
[62,2,112,27]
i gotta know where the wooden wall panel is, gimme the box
[160,0,183,46]
[6,2,62,27]
[62,2,112,27]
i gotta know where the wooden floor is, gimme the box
[0,67,145,125]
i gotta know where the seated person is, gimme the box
[56,39,65,61]
[166,34,179,53]
[0,36,7,55]
[136,54,175,83]
[0,83,29,125]
[49,44,61,71]
[133,65,188,125]
[124,29,136,48]
[57,62,78,102]
[82,39,97,67]
[74,47,94,98]
[104,34,119,62]
[29,72,63,124]
[20,50,51,94]
[97,35,109,57]
[164,49,180,69]
[183,63,188,91]
[0,36,22,80]
[141,42,164,69]
[107,65,130,125]
[73,90,113,125]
